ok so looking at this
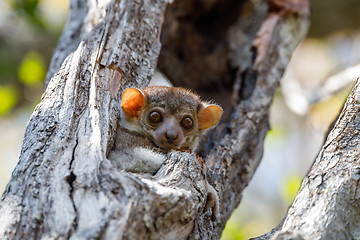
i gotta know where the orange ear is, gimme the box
[121,88,146,118]
[198,104,223,130]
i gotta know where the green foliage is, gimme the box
[0,85,18,116]
[0,46,18,85]
[12,0,38,15]
[10,0,44,28]
[265,124,288,147]
[221,219,245,240]
[0,0,68,118]
[18,51,46,87]
[281,174,302,204]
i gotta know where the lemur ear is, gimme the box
[121,88,146,118]
[198,104,223,130]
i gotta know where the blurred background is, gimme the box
[0,0,359,239]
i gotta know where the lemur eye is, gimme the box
[148,111,162,124]
[181,117,193,130]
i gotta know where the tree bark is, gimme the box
[253,78,360,240]
[0,0,311,239]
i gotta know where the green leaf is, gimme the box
[281,174,302,204]
[11,0,39,17]
[221,219,245,240]
[18,51,46,87]
[0,85,18,116]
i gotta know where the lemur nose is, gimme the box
[166,131,178,141]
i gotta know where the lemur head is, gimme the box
[120,86,222,152]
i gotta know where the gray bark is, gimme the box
[0,0,339,239]
[253,78,360,240]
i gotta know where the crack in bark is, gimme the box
[0,1,312,239]
[65,138,79,237]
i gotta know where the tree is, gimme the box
[253,78,360,239]
[2,0,358,239]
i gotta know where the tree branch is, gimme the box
[1,0,169,238]
[253,78,360,240]
[0,0,310,239]
[158,1,309,238]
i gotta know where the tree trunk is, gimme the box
[253,78,360,240]
[0,0,314,239]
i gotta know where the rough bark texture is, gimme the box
[158,1,309,238]
[254,79,360,240]
[0,0,315,239]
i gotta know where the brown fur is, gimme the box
[108,86,222,172]
[107,86,222,218]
